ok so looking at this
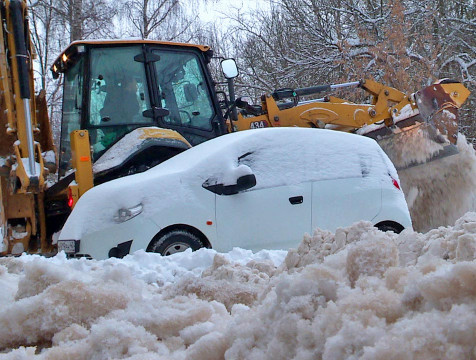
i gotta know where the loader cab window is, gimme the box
[87,46,152,157]
[59,57,84,178]
[153,50,215,136]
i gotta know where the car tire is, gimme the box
[149,229,204,256]
[377,224,402,234]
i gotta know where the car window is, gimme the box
[236,135,366,189]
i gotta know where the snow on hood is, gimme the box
[2,214,476,358]
[92,127,191,174]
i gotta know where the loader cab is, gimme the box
[52,40,227,178]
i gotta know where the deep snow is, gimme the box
[2,127,476,358]
[2,214,476,359]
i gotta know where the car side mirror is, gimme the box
[223,174,256,195]
[203,165,256,195]
[221,58,239,79]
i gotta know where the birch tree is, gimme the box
[122,0,196,40]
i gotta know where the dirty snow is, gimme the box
[377,124,446,170]
[41,150,56,164]
[397,133,476,232]
[3,215,476,358]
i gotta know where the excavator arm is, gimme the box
[0,0,55,254]
[232,78,470,169]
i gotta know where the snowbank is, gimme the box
[2,214,476,358]
[398,134,476,232]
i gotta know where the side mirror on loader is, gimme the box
[221,59,239,79]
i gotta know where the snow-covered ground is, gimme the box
[2,214,476,359]
[2,129,476,358]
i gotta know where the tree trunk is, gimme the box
[70,0,83,41]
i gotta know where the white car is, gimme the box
[58,128,412,259]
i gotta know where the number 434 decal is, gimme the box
[249,121,268,129]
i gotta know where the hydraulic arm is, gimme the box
[232,78,470,169]
[0,0,55,254]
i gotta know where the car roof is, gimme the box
[149,127,381,174]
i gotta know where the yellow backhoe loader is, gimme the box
[0,0,470,256]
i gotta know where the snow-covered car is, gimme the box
[58,128,412,259]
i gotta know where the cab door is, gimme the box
[151,48,223,145]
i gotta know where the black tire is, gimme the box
[149,229,204,256]
[377,224,402,234]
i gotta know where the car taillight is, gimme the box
[391,178,401,190]
[67,187,74,208]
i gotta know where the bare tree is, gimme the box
[225,0,475,139]
[122,0,197,41]
[50,0,116,42]
[28,0,117,147]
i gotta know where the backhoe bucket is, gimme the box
[365,80,470,170]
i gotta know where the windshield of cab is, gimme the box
[87,46,152,157]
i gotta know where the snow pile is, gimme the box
[3,215,476,358]
[226,215,476,359]
[398,134,476,232]
[377,124,445,170]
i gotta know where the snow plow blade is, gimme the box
[364,80,470,170]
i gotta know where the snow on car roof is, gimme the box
[151,127,381,172]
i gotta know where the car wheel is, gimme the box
[149,229,204,256]
[377,224,402,234]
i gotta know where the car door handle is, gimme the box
[289,196,303,205]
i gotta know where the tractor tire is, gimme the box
[149,229,204,256]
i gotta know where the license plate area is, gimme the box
[58,240,79,254]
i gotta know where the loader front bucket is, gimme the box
[365,80,470,170]
[414,80,470,145]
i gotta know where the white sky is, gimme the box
[198,0,268,24]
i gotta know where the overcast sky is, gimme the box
[198,0,268,23]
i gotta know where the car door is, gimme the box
[311,149,382,232]
[214,149,312,252]
[312,177,382,232]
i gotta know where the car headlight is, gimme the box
[114,203,143,223]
